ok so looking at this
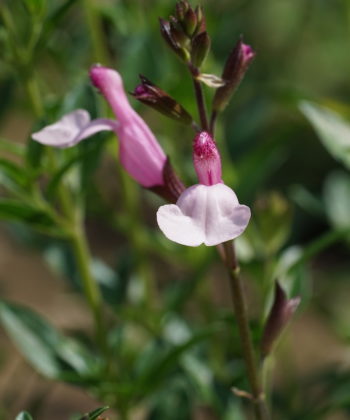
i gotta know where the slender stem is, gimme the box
[223,241,270,420]
[209,110,218,135]
[82,0,109,64]
[70,225,106,345]
[25,75,107,352]
[25,76,44,117]
[192,76,209,131]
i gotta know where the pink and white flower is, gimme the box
[32,66,167,188]
[157,132,251,246]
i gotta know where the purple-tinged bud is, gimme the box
[132,75,193,125]
[261,282,300,358]
[175,1,189,21]
[191,31,211,68]
[194,5,206,35]
[193,131,222,186]
[183,7,197,36]
[212,37,255,112]
[169,17,189,48]
[159,18,190,62]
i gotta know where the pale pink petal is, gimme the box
[157,204,205,246]
[157,184,251,247]
[90,66,166,187]
[32,109,117,148]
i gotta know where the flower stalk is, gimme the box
[223,241,270,420]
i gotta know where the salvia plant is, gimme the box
[1,0,349,419]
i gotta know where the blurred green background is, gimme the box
[1,0,350,419]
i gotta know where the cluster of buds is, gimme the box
[159,0,210,70]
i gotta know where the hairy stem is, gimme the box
[223,241,270,420]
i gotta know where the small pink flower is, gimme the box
[32,66,167,188]
[157,132,250,246]
[90,66,166,187]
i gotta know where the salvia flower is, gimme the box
[32,66,168,189]
[157,132,251,246]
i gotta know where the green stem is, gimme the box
[191,74,209,131]
[223,241,270,420]
[70,225,106,346]
[25,76,44,117]
[25,75,107,352]
[82,0,109,64]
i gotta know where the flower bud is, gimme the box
[183,7,197,36]
[261,282,300,358]
[159,18,190,62]
[212,37,255,112]
[175,1,188,21]
[194,5,206,35]
[132,75,193,125]
[191,31,211,68]
[193,131,222,186]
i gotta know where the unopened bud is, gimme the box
[191,31,211,68]
[132,75,193,125]
[175,1,189,21]
[212,37,255,112]
[159,18,190,62]
[194,5,206,35]
[261,282,300,358]
[183,7,197,36]
[193,131,222,186]
[170,17,189,48]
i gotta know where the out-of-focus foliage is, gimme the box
[1,0,350,419]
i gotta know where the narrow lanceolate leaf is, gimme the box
[300,101,350,170]
[0,301,97,380]
[0,199,55,229]
[79,406,109,420]
[0,159,29,193]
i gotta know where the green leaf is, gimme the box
[26,139,44,171]
[134,326,220,397]
[0,301,97,380]
[0,199,55,229]
[78,406,109,420]
[0,158,29,193]
[0,137,25,157]
[300,101,350,169]
[21,0,46,16]
[324,171,350,230]
[15,412,33,420]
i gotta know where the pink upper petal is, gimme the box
[90,66,166,187]
[157,184,251,246]
[32,109,117,148]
